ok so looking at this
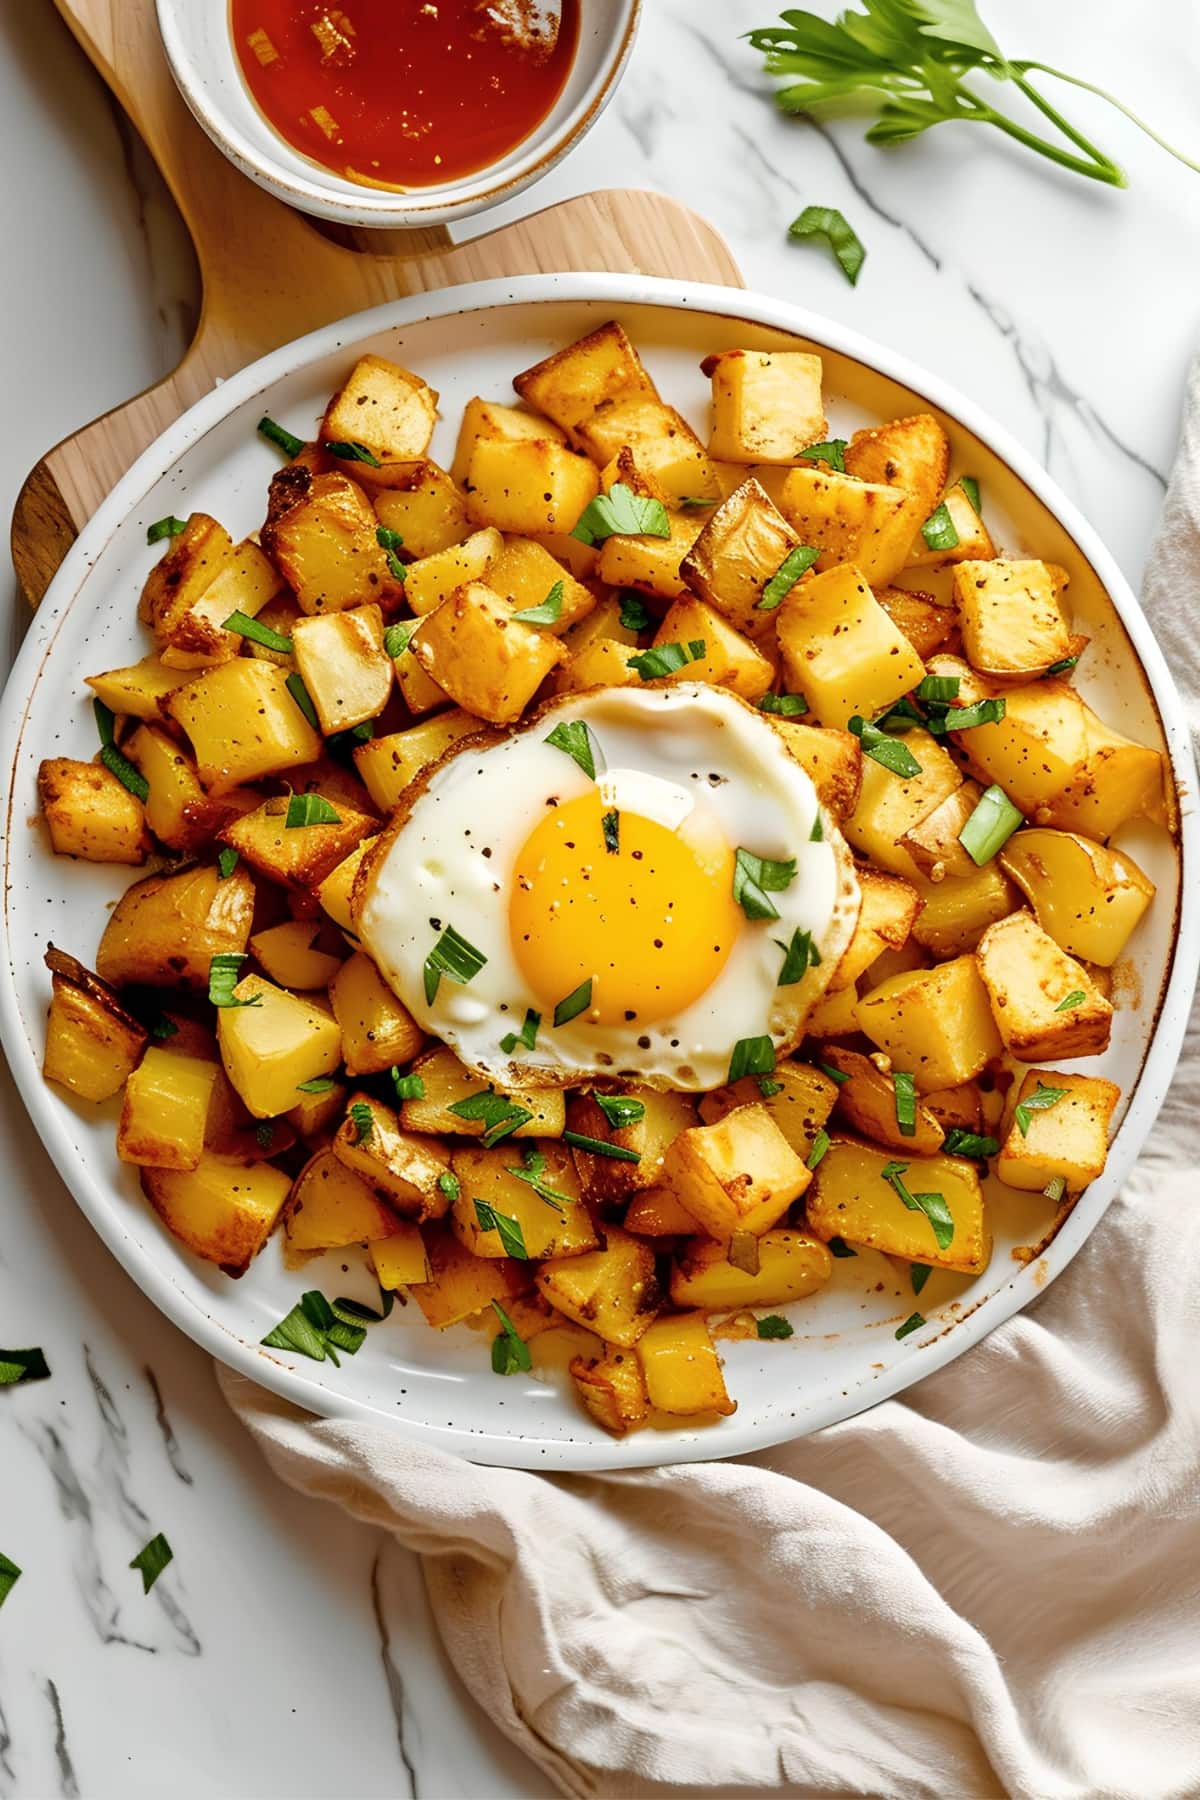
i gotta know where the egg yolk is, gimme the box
[508,790,743,1027]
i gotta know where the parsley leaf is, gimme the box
[893,1071,917,1138]
[447,1091,534,1147]
[216,847,239,879]
[92,699,149,802]
[349,1101,374,1143]
[595,1094,646,1130]
[513,581,564,625]
[506,1146,571,1213]
[147,515,187,544]
[881,1160,955,1250]
[544,718,603,780]
[474,1200,529,1261]
[572,483,671,546]
[1014,1083,1068,1137]
[942,1128,999,1160]
[921,501,960,551]
[775,926,820,985]
[896,1311,925,1341]
[757,544,820,611]
[222,610,294,653]
[285,793,341,828]
[326,439,382,467]
[602,809,620,854]
[758,692,808,717]
[848,715,922,778]
[806,1128,831,1170]
[376,526,407,581]
[424,924,487,1006]
[129,1533,173,1594]
[390,1070,426,1101]
[208,954,261,1010]
[757,1314,794,1340]
[798,438,848,473]
[618,591,653,633]
[491,1300,532,1375]
[553,979,593,1027]
[729,1036,776,1083]
[1056,990,1086,1013]
[733,847,797,921]
[627,640,707,680]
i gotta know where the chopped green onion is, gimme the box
[438,1170,461,1201]
[627,640,706,680]
[332,1292,393,1324]
[349,1101,374,1143]
[262,1298,332,1363]
[959,784,1024,865]
[927,697,1007,735]
[506,1147,569,1213]
[512,581,563,626]
[222,610,294,653]
[1045,655,1079,678]
[258,416,304,458]
[942,1129,999,1160]
[129,1533,173,1594]
[881,1160,954,1250]
[914,674,961,705]
[326,439,382,468]
[544,718,603,780]
[618,592,653,633]
[296,1076,336,1094]
[921,502,960,552]
[1055,990,1086,1012]
[1044,1175,1067,1203]
[820,1061,849,1085]
[807,1128,831,1170]
[875,695,926,734]
[553,979,593,1027]
[895,1311,925,1341]
[474,1200,528,1261]
[757,692,808,717]
[424,924,487,1006]
[491,1300,532,1375]
[959,476,981,514]
[775,927,819,986]
[827,1236,856,1257]
[217,847,239,879]
[910,1263,932,1296]
[562,1130,641,1163]
[848,715,922,778]
[375,526,407,580]
[147,515,187,544]
[756,1314,794,1340]
[383,620,414,659]
[729,1036,776,1083]
[0,1348,51,1386]
[789,206,866,283]
[810,814,824,842]
[798,438,848,473]
[733,847,797,922]
[0,1554,20,1610]
[286,673,319,729]
[758,1077,784,1098]
[602,809,620,854]
[500,1009,541,1056]
[1014,1084,1068,1138]
[571,483,671,546]
[391,1071,425,1101]
[595,1094,645,1130]
[757,544,820,611]
[285,793,341,828]
[447,1091,533,1148]
[208,953,260,1010]
[93,698,149,802]
[893,1071,917,1139]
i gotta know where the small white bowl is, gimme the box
[156,0,640,229]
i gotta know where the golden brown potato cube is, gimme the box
[549,595,643,697]
[580,399,719,504]
[399,1045,564,1139]
[286,1076,348,1142]
[159,540,283,670]
[803,982,861,1038]
[353,710,482,811]
[322,354,438,482]
[622,1186,702,1236]
[1041,712,1170,843]
[660,1103,810,1239]
[449,1141,599,1261]
[263,470,405,615]
[997,1069,1120,1193]
[842,726,962,881]
[953,559,1072,677]
[855,955,1002,1092]
[383,618,449,716]
[777,564,926,728]
[285,1148,399,1250]
[220,796,377,891]
[513,321,659,443]
[646,596,774,701]
[403,526,504,616]
[142,1154,291,1275]
[778,466,911,583]
[898,780,986,882]
[535,1226,659,1349]
[410,1225,528,1328]
[125,725,213,853]
[874,584,958,659]
[828,865,922,992]
[43,951,148,1102]
[450,397,568,485]
[769,720,863,820]
[905,485,995,568]
[250,920,345,991]
[463,436,600,536]
[679,477,805,641]
[371,1222,432,1290]
[844,412,951,581]
[976,910,1112,1061]
[290,604,392,733]
[38,757,151,865]
[806,1135,990,1274]
[241,592,302,669]
[217,973,342,1119]
[373,461,470,558]
[566,1088,698,1203]
[702,348,826,464]
[139,512,236,640]
[697,1060,837,1161]
[636,1312,735,1416]
[670,1227,832,1310]
[999,829,1155,967]
[86,656,199,721]
[332,1092,452,1221]
[487,537,595,635]
[818,1044,945,1155]
[411,581,565,725]
[117,1047,218,1171]
[596,507,702,602]
[328,950,423,1076]
[909,864,1019,958]
[318,836,379,932]
[569,1347,650,1437]
[166,659,320,793]
[97,863,256,990]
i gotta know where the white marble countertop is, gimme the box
[2,1,1198,1794]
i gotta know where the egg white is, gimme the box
[358,684,861,1090]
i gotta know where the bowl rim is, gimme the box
[154,0,642,228]
[3,271,1197,1469]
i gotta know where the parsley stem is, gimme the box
[962,85,1125,187]
[1015,62,1200,178]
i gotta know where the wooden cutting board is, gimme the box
[12,0,743,609]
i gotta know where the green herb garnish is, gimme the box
[881,1160,954,1250]
[285,672,320,729]
[788,205,866,283]
[910,1263,932,1295]
[595,1094,646,1130]
[799,438,848,472]
[285,793,341,828]
[757,1315,794,1340]
[895,1311,925,1341]
[258,416,304,458]
[914,674,961,704]
[729,1036,776,1083]
[921,502,960,552]
[807,1128,831,1170]
[827,1236,856,1257]
[942,1129,999,1159]
[0,1348,51,1386]
[217,847,239,879]
[326,439,382,468]
[775,926,820,986]
[893,1071,917,1138]
[758,1077,784,1097]
[447,1091,534,1147]
[255,1121,275,1150]
[618,592,653,633]
[562,1129,642,1163]
[438,1170,461,1201]
[296,1075,336,1094]
[375,526,407,580]
[93,699,149,802]
[602,809,620,855]
[424,924,488,1006]
[847,715,922,778]
[544,718,603,780]
[679,495,719,510]
[506,1146,570,1213]
[958,784,1023,865]
[959,476,981,514]
[571,483,671,546]
[1055,990,1086,1012]
[208,953,261,1010]
[757,692,809,717]
[147,516,187,544]
[1045,655,1079,678]
[757,544,820,611]
[222,610,294,653]
[1014,1083,1067,1138]
[513,581,564,626]
[383,620,414,659]
[926,697,1006,735]
[491,1300,532,1376]
[0,1554,20,1609]
[129,1533,173,1594]
[474,1200,528,1261]
[500,1009,541,1056]
[349,1101,374,1143]
[627,640,707,680]
[820,1061,849,1084]
[553,979,593,1027]
[733,848,798,922]
[391,1070,426,1101]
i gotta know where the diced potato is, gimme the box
[702,349,826,464]
[138,512,236,640]
[242,592,302,668]
[996,1069,1121,1193]
[1042,712,1170,843]
[216,974,342,1118]
[322,354,438,482]
[285,1148,398,1250]
[38,757,151,865]
[42,948,147,1103]
[999,829,1155,966]
[262,469,405,615]
[403,527,503,616]
[777,466,911,581]
[659,1103,809,1239]
[399,1045,564,1139]
[819,1044,945,1154]
[909,864,1019,958]
[842,727,962,881]
[580,399,719,503]
[411,581,565,725]
[855,956,1002,1091]
[806,1136,990,1274]
[898,781,985,882]
[328,951,423,1076]
[874,584,958,659]
[622,1185,701,1236]
[159,540,283,669]
[250,920,344,990]
[317,836,378,933]
[976,910,1113,1061]
[373,461,470,557]
[843,413,951,586]
[680,477,806,640]
[923,1083,984,1134]
[332,1092,452,1221]
[670,1228,832,1310]
[85,655,198,720]
[647,596,773,701]
[125,725,222,853]
[567,1088,698,1203]
[451,397,569,486]
[513,320,659,444]
[536,1226,659,1349]
[291,604,392,733]
[803,982,863,1038]
[864,940,930,988]
[285,1076,347,1141]
[463,436,599,535]
[449,1141,599,1260]
[354,711,482,811]
[569,1347,649,1437]
[410,1225,528,1328]
[769,720,863,820]
[96,863,256,990]
[777,564,925,727]
[117,1048,219,1171]
[636,1312,735,1416]
[550,594,642,696]
[487,537,595,635]
[166,659,320,793]
[142,1154,290,1275]
[905,485,995,568]
[371,1222,432,1289]
[828,866,922,992]
[697,1060,837,1161]
[596,506,702,601]
[220,796,377,892]
[953,559,1072,677]
[383,618,449,716]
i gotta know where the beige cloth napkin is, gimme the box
[222,365,1200,1800]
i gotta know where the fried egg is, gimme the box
[357,684,861,1090]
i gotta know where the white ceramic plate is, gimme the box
[3,276,1196,1470]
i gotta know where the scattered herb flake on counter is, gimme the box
[491,1301,532,1376]
[93,699,149,802]
[595,1094,645,1130]
[326,439,381,467]
[775,926,819,985]
[848,715,923,778]
[286,672,320,728]
[0,1348,50,1386]
[572,483,670,546]
[757,1314,794,1340]
[258,415,304,458]
[222,610,294,653]
[959,784,1023,864]
[544,719,603,780]
[627,640,706,680]
[475,1200,528,1260]
[799,438,848,472]
[209,954,260,1009]
[130,1533,173,1594]
[0,1554,20,1609]
[285,793,341,828]
[729,1035,776,1083]
[513,580,564,625]
[1014,1084,1068,1137]
[553,978,593,1027]
[375,526,407,580]
[146,515,187,544]
[893,1071,917,1137]
[424,924,488,1005]
[391,1070,425,1101]
[217,847,239,879]
[733,848,797,922]
[500,1009,541,1056]
[921,502,960,551]
[757,543,820,611]
[895,1311,925,1341]
[788,205,866,283]
[562,1130,641,1164]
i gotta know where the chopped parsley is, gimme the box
[626,639,707,680]
[756,1314,794,1340]
[447,1091,534,1148]
[553,979,593,1027]
[146,515,187,544]
[757,543,820,611]
[325,439,382,467]
[798,438,848,472]
[595,1094,645,1130]
[732,847,797,921]
[491,1300,532,1376]
[1014,1084,1068,1138]
[847,714,922,778]
[424,924,487,1006]
[775,926,820,986]
[571,483,671,546]
[881,1160,954,1250]
[390,1070,426,1101]
[284,793,341,828]
[728,1036,776,1083]
[474,1200,528,1261]
[258,416,304,458]
[512,580,564,625]
[375,526,407,581]
[129,1533,173,1594]
[921,501,960,552]
[208,954,261,1009]
[93,699,149,802]
[544,718,603,780]
[893,1071,917,1138]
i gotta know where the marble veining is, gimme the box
[2,0,1199,1793]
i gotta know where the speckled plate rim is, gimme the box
[2,272,1197,1470]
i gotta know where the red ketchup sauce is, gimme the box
[230,0,581,191]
